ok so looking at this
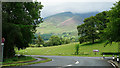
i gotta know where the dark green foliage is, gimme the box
[77,10,109,44]
[60,37,70,44]
[49,35,61,46]
[75,44,79,55]
[36,35,44,47]
[2,2,43,58]
[102,1,120,50]
[77,1,120,51]
[40,33,53,41]
[103,1,120,42]
[78,37,85,44]
[77,16,98,44]
[43,41,53,47]
[43,35,71,47]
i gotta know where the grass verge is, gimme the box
[3,56,36,64]
[2,56,52,67]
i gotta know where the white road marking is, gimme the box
[75,61,79,64]
[108,61,116,68]
[52,59,54,61]
[111,63,116,67]
[66,64,72,66]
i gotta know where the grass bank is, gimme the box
[16,41,118,57]
[3,56,36,64]
[2,56,52,67]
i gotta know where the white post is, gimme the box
[1,43,4,62]
[113,54,115,61]
[117,55,119,63]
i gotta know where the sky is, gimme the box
[33,0,119,18]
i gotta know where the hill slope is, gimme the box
[36,11,99,36]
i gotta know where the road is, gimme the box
[24,55,114,68]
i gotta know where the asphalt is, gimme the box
[26,55,114,68]
[2,55,115,68]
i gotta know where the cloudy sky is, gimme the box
[35,0,118,18]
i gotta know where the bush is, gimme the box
[75,44,79,55]
[49,35,61,46]
[43,41,53,47]
[29,44,36,47]
[43,35,71,47]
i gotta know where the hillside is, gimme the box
[36,12,99,38]
[36,12,99,33]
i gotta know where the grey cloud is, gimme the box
[41,2,114,18]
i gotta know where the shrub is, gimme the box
[75,44,79,55]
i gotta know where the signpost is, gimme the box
[103,54,105,59]
[1,37,5,62]
[93,50,99,55]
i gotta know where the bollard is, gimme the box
[117,55,119,63]
[103,54,105,59]
[1,43,4,62]
[113,54,115,61]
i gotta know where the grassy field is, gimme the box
[16,41,119,57]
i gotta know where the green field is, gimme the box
[16,41,118,57]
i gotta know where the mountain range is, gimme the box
[36,11,99,36]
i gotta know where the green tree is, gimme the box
[77,16,98,44]
[2,2,43,58]
[103,1,120,49]
[49,35,61,46]
[36,35,44,47]
[94,11,109,39]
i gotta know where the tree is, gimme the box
[2,2,43,58]
[77,10,110,44]
[77,16,98,44]
[49,35,61,46]
[36,35,44,47]
[94,11,109,39]
[103,1,120,49]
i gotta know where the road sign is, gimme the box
[93,50,99,55]
[2,37,5,43]
[93,50,99,52]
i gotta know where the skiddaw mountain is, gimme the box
[36,12,99,36]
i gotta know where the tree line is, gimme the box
[32,35,71,47]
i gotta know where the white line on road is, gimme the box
[52,59,54,61]
[108,61,116,68]
[66,64,72,66]
[111,63,116,68]
[75,61,79,64]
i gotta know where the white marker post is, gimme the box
[1,43,4,62]
[1,38,5,62]
[103,54,105,59]
[112,55,115,61]
[117,55,119,63]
